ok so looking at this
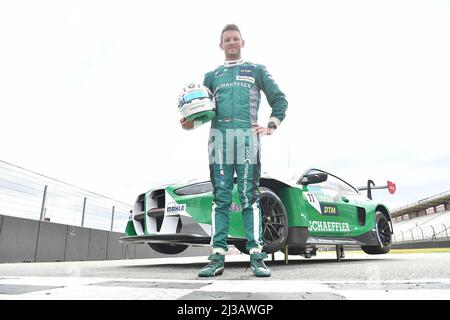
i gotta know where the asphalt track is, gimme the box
[0,250,449,300]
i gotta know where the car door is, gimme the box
[303,170,359,237]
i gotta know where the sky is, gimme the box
[1,0,449,211]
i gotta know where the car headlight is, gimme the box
[174,182,213,196]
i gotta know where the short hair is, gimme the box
[220,24,242,42]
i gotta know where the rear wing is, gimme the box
[358,180,396,200]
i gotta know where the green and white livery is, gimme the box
[120,168,393,257]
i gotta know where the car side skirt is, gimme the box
[121,228,380,248]
[288,227,380,246]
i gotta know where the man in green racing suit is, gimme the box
[181,24,288,277]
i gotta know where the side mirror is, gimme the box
[300,172,328,185]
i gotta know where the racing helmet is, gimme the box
[178,83,216,125]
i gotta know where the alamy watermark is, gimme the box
[207,128,261,165]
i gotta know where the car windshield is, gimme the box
[302,169,358,194]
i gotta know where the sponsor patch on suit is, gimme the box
[237,66,255,83]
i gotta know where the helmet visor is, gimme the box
[183,90,209,104]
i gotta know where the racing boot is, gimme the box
[198,253,225,277]
[250,252,271,277]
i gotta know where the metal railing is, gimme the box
[392,222,450,243]
[0,160,131,232]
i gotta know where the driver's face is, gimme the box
[220,30,245,61]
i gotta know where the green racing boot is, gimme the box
[198,253,225,277]
[250,252,271,277]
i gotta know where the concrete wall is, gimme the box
[65,226,90,261]
[392,239,450,249]
[107,232,123,260]
[0,214,209,263]
[87,229,109,261]
[0,215,39,263]
[35,221,68,262]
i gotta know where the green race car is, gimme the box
[120,168,393,257]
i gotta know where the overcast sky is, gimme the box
[1,0,449,211]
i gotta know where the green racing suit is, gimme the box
[203,59,288,252]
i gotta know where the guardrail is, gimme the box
[0,160,131,232]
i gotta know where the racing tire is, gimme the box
[234,187,289,254]
[148,243,188,255]
[361,211,392,255]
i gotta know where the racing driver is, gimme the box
[180,24,288,277]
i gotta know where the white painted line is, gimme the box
[339,289,450,300]
[198,280,333,293]
[0,286,193,300]
[1,276,450,300]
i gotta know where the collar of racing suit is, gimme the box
[223,59,244,67]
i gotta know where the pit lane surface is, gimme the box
[0,251,449,300]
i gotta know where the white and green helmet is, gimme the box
[178,83,216,125]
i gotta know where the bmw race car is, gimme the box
[120,168,393,258]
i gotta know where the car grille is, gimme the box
[146,189,165,233]
[132,193,146,234]
[132,189,184,235]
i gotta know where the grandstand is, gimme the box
[391,190,450,243]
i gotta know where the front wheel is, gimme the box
[235,187,289,254]
[148,243,188,255]
[361,211,392,254]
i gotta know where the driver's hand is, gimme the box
[180,118,194,130]
[252,124,274,136]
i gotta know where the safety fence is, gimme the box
[392,223,450,242]
[0,160,131,233]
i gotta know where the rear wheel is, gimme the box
[234,187,288,254]
[148,243,188,254]
[361,211,392,254]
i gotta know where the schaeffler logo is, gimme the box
[166,202,186,213]
[308,220,350,232]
